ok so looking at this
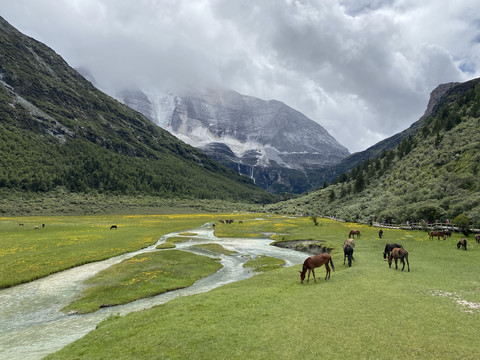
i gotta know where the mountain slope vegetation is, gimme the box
[267,78,480,228]
[318,82,459,185]
[0,17,272,205]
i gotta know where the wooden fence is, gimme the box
[372,221,479,233]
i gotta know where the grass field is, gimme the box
[2,214,479,359]
[0,213,254,288]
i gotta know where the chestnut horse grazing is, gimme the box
[299,253,335,283]
[429,231,445,240]
[348,229,361,238]
[388,248,410,272]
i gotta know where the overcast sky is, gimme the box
[3,0,480,153]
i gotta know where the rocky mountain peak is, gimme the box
[117,87,350,193]
[421,82,460,120]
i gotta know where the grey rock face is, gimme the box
[420,82,460,121]
[118,87,350,193]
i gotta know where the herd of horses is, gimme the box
[299,229,410,283]
[300,228,479,283]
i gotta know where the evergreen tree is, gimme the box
[354,171,365,193]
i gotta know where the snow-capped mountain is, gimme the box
[117,87,350,193]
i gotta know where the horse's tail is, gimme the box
[329,257,335,272]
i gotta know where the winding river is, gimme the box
[0,223,307,359]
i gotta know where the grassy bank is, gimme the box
[43,216,479,359]
[62,250,222,314]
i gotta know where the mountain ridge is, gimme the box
[266,77,480,227]
[116,87,350,193]
[0,16,272,204]
[318,81,460,183]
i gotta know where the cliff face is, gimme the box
[117,87,350,193]
[420,82,460,121]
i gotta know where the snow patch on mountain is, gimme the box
[116,86,350,193]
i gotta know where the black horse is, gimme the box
[343,245,355,267]
[383,243,403,260]
[457,238,467,250]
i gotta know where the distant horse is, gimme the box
[34,226,39,230]
[383,243,403,260]
[19,223,24,226]
[343,245,355,267]
[443,230,452,238]
[475,234,480,244]
[388,248,410,272]
[429,231,445,240]
[348,229,361,239]
[378,229,383,239]
[299,253,335,283]
[110,225,117,230]
[457,238,467,250]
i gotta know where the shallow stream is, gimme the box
[0,223,307,359]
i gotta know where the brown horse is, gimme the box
[457,238,467,250]
[383,243,403,260]
[299,253,335,283]
[429,231,445,240]
[348,229,361,238]
[388,248,410,272]
[475,234,480,244]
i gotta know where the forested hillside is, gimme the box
[0,17,272,205]
[267,78,480,228]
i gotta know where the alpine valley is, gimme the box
[1,15,480,228]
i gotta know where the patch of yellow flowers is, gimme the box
[122,270,165,286]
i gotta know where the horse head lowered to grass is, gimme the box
[457,238,467,250]
[299,253,335,283]
[348,229,361,238]
[388,247,410,272]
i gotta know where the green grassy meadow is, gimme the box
[0,213,252,288]
[1,214,479,359]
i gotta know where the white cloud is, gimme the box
[2,0,480,152]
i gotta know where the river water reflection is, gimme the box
[0,223,307,359]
